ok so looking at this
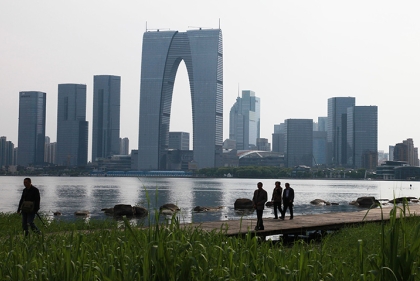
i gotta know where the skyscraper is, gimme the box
[393,138,419,166]
[138,29,223,170]
[119,137,129,155]
[272,123,286,154]
[284,119,313,167]
[0,136,14,167]
[92,75,121,161]
[327,97,355,166]
[229,90,260,150]
[346,106,378,169]
[56,84,88,166]
[17,91,46,166]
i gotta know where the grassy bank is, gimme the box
[1,206,420,280]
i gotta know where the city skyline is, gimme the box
[2,1,420,159]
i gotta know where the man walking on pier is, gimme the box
[281,182,294,220]
[271,181,283,219]
[253,182,268,230]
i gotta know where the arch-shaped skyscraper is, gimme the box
[138,29,223,170]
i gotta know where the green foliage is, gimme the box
[1,207,420,280]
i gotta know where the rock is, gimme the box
[349,201,359,206]
[310,199,330,205]
[234,198,254,209]
[331,202,339,206]
[74,210,89,216]
[114,204,134,216]
[356,197,379,208]
[193,206,223,212]
[194,206,207,212]
[101,208,114,215]
[53,211,62,216]
[133,206,148,217]
[160,203,180,212]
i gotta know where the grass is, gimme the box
[0,204,420,280]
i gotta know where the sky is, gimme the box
[1,1,420,161]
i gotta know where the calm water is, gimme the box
[1,176,417,224]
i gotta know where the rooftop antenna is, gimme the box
[219,18,221,29]
[237,84,240,97]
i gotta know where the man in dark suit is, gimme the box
[281,182,294,220]
[252,182,268,230]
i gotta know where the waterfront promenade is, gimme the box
[187,204,420,237]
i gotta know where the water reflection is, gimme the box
[1,177,419,224]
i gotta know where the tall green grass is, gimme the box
[1,204,420,280]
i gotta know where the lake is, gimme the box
[1,176,417,224]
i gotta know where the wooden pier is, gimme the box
[185,204,420,238]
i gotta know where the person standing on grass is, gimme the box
[271,181,283,219]
[17,178,41,236]
[253,182,268,230]
[281,182,294,220]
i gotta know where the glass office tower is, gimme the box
[17,91,46,166]
[327,97,355,166]
[284,119,313,167]
[92,75,121,161]
[56,84,88,166]
[138,29,223,170]
[229,90,260,150]
[347,106,378,169]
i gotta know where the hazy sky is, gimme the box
[1,1,420,160]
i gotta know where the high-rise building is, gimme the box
[317,117,327,132]
[56,83,88,166]
[346,106,378,169]
[272,123,286,154]
[389,145,395,161]
[138,29,223,170]
[92,75,121,161]
[256,138,270,151]
[0,136,14,167]
[169,132,189,150]
[17,91,46,166]
[45,139,57,165]
[313,131,327,165]
[229,90,260,150]
[393,138,419,166]
[119,137,130,155]
[284,119,313,167]
[327,97,355,166]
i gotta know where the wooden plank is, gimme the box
[184,204,420,237]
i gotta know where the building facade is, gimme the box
[138,29,223,170]
[327,97,355,166]
[17,91,46,166]
[229,90,260,150]
[56,84,88,166]
[346,106,378,169]
[169,132,190,150]
[0,136,14,167]
[92,75,121,161]
[393,138,419,166]
[272,123,286,154]
[313,131,327,165]
[284,119,313,167]
[119,137,130,155]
